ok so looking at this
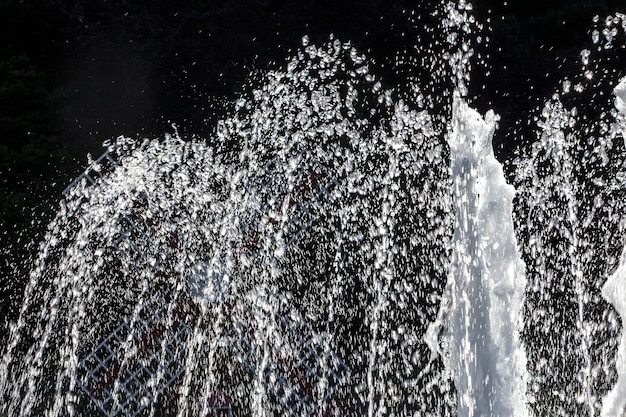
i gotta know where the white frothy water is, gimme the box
[601,76,626,417]
[425,93,529,417]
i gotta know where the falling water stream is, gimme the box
[2,2,626,417]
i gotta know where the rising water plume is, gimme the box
[1,3,626,417]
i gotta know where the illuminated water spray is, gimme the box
[2,3,626,417]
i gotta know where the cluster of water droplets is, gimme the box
[512,13,626,417]
[3,2,626,417]
[0,18,457,417]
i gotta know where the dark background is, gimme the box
[0,0,623,337]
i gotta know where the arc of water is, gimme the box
[0,141,138,417]
[69,144,351,417]
[61,141,201,417]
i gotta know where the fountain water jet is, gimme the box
[600,77,626,417]
[431,93,529,417]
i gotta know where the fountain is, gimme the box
[1,2,626,417]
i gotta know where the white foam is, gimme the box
[601,75,626,417]
[437,93,529,417]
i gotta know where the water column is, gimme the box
[601,76,626,417]
[435,93,529,417]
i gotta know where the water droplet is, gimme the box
[592,30,600,44]
[580,49,591,66]
[356,65,369,75]
[562,80,571,94]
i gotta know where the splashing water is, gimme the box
[2,3,626,417]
